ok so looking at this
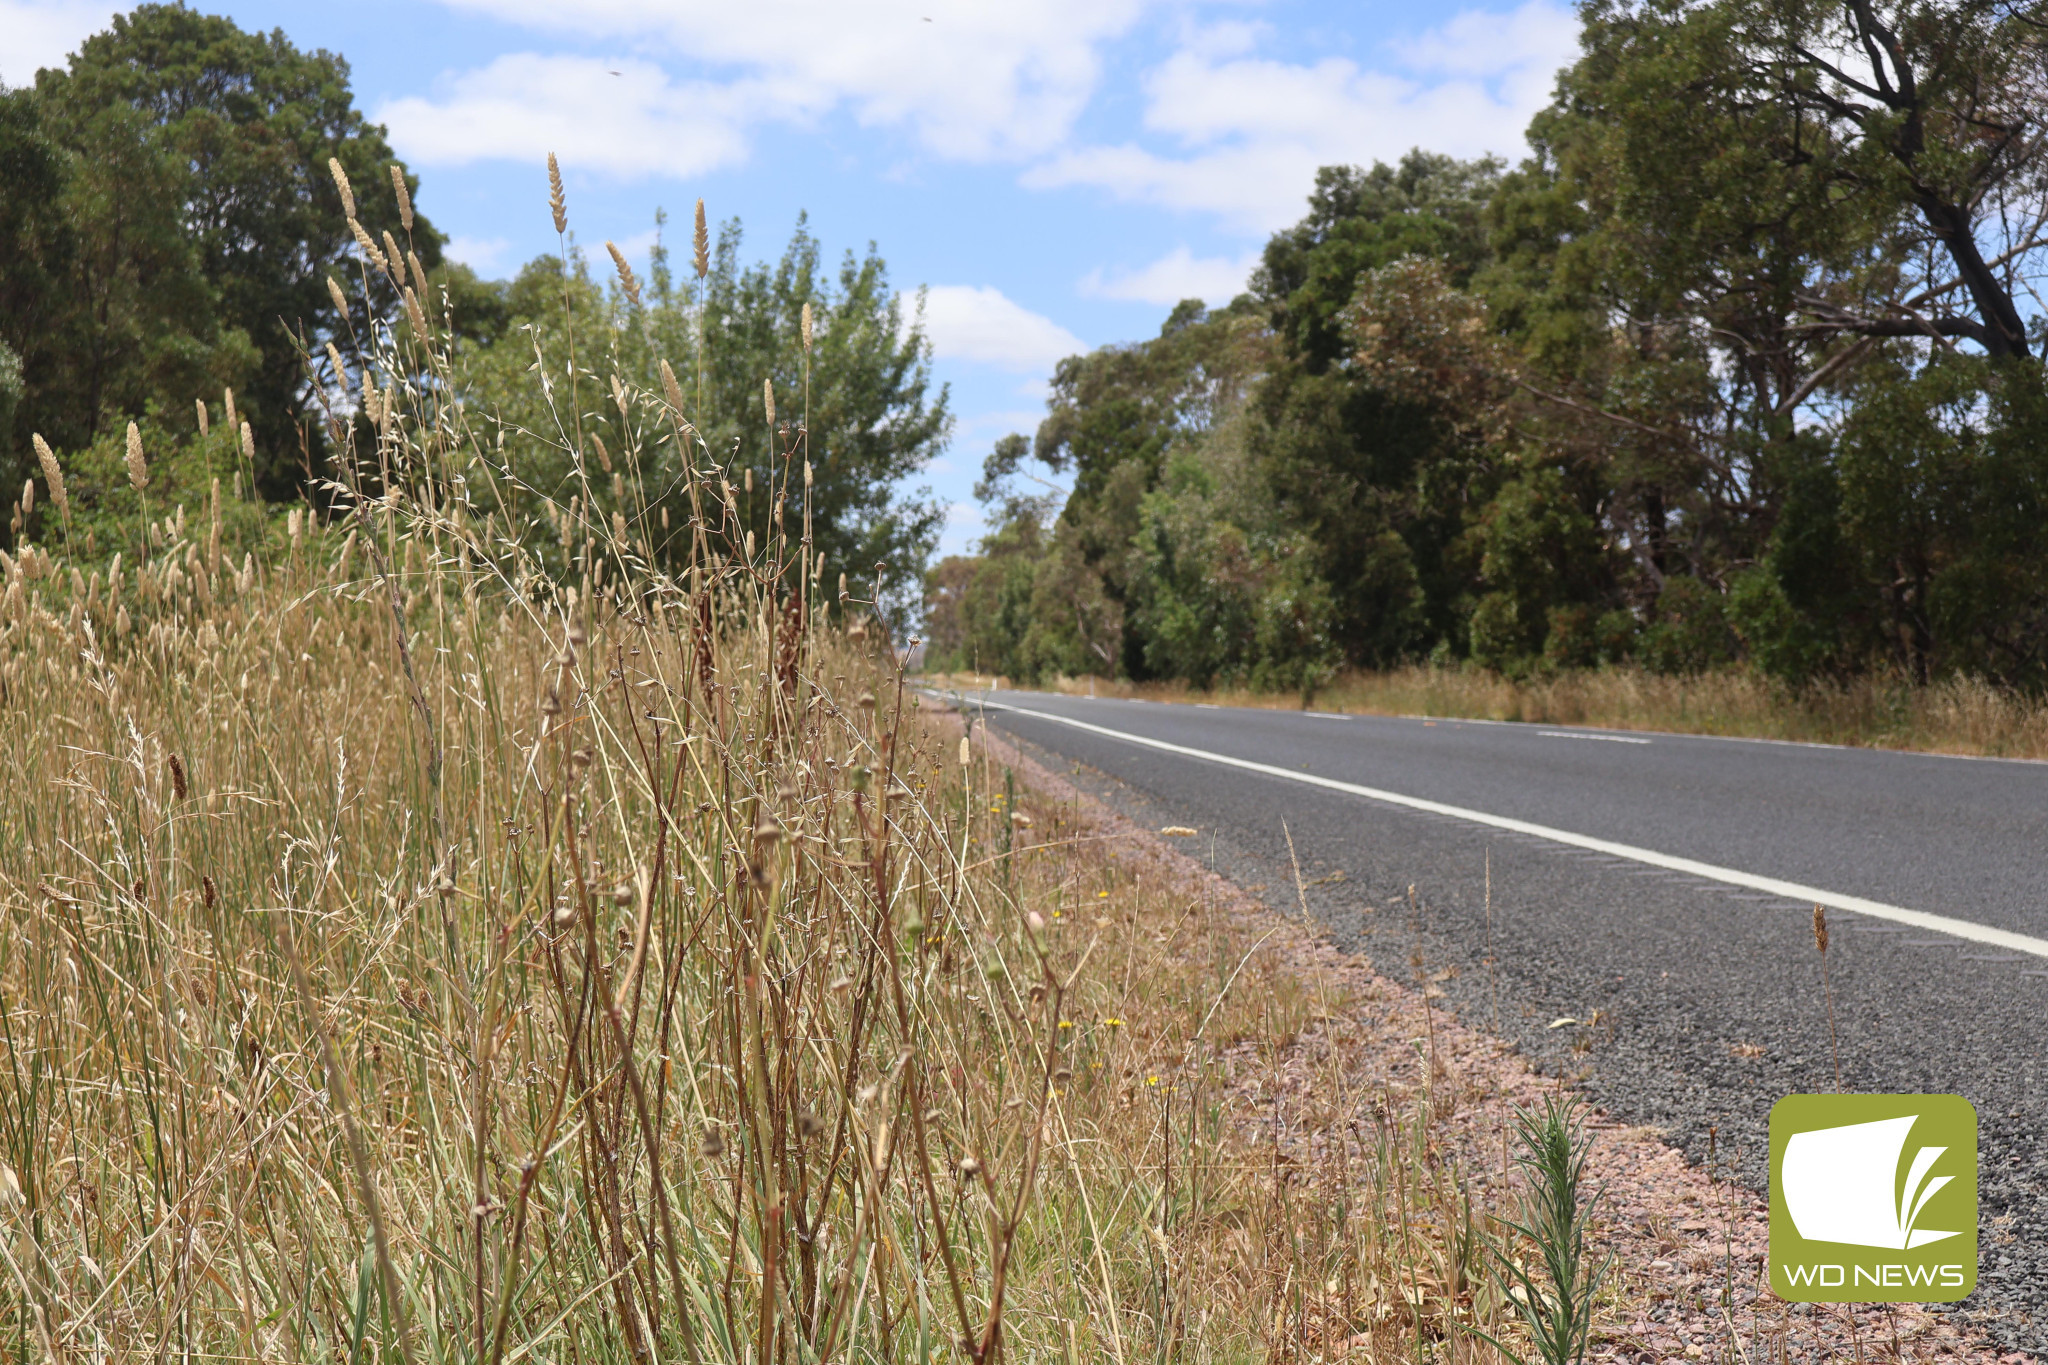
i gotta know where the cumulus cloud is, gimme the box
[920,286,1086,372]
[421,0,1150,163]
[1027,1,1580,231]
[1081,246,1260,307]
[382,55,757,177]
[0,1,119,84]
[444,235,515,272]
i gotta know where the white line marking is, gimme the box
[967,695,2048,960]
[1539,730,1651,745]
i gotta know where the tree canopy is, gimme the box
[3,4,436,495]
[930,0,2048,690]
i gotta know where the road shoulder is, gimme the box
[945,701,2016,1364]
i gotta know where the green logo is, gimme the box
[1769,1094,1976,1302]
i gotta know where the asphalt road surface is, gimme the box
[951,689,2048,1350]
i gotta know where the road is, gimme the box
[952,689,2048,1348]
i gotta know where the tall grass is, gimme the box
[0,162,1529,1363]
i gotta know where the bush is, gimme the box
[1639,576,1736,674]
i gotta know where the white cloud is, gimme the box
[1026,0,1580,232]
[382,54,756,177]
[920,286,1086,372]
[444,235,514,272]
[0,1,118,85]
[425,0,1150,163]
[958,408,1049,442]
[1081,246,1259,306]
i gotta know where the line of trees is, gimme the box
[927,0,2048,690]
[2,5,951,606]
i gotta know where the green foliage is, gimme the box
[1638,577,1737,675]
[1254,152,1503,372]
[1129,429,1338,693]
[6,4,436,499]
[1469,466,1608,675]
[460,217,949,621]
[1480,1094,1614,1365]
[934,0,2048,695]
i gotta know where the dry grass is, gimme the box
[0,162,1540,1363]
[0,557,1532,1361]
[944,665,2048,760]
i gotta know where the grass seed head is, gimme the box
[224,387,236,432]
[801,300,814,352]
[547,152,567,233]
[388,163,413,231]
[329,156,354,218]
[125,422,148,491]
[350,217,388,271]
[327,275,349,321]
[763,379,776,430]
[32,435,67,520]
[1812,903,1828,954]
[693,198,709,278]
[606,241,641,306]
[241,421,255,466]
[168,753,188,801]
[660,359,686,414]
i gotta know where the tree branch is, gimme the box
[1514,380,1687,441]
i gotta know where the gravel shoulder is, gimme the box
[950,703,2035,1362]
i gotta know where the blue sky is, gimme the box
[5,0,1581,553]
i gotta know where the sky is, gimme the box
[3,0,1583,554]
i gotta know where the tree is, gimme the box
[1757,0,2047,359]
[0,80,242,510]
[458,216,950,619]
[30,3,438,490]
[1480,0,2048,675]
[1254,151,1504,372]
